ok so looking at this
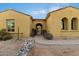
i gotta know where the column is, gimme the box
[68,19,71,30]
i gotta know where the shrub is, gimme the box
[0,29,12,41]
[31,29,37,37]
[42,30,47,35]
[43,30,53,40]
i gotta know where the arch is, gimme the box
[36,23,42,29]
[71,17,78,30]
[36,23,43,35]
[61,17,68,30]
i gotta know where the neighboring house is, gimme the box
[0,6,79,38]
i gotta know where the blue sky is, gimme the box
[0,3,79,19]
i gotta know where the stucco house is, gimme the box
[0,6,79,38]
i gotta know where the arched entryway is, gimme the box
[31,23,43,37]
[36,23,42,35]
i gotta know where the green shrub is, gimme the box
[0,29,12,41]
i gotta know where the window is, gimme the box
[61,17,68,30]
[71,18,78,30]
[6,19,15,32]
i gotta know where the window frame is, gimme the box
[61,17,68,30]
[71,17,78,30]
[6,19,15,32]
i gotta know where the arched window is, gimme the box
[71,18,78,30]
[61,17,68,30]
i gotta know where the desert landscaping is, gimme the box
[0,38,26,56]
[1,36,79,56]
[30,36,79,56]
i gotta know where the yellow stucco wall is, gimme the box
[0,9,32,37]
[47,7,79,38]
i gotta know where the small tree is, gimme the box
[0,29,12,41]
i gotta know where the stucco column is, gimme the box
[68,19,71,30]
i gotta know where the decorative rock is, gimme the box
[16,38,35,56]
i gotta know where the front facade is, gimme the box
[0,6,79,38]
[47,6,79,38]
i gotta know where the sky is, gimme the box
[0,3,79,19]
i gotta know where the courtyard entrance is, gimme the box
[36,23,42,35]
[31,23,43,37]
